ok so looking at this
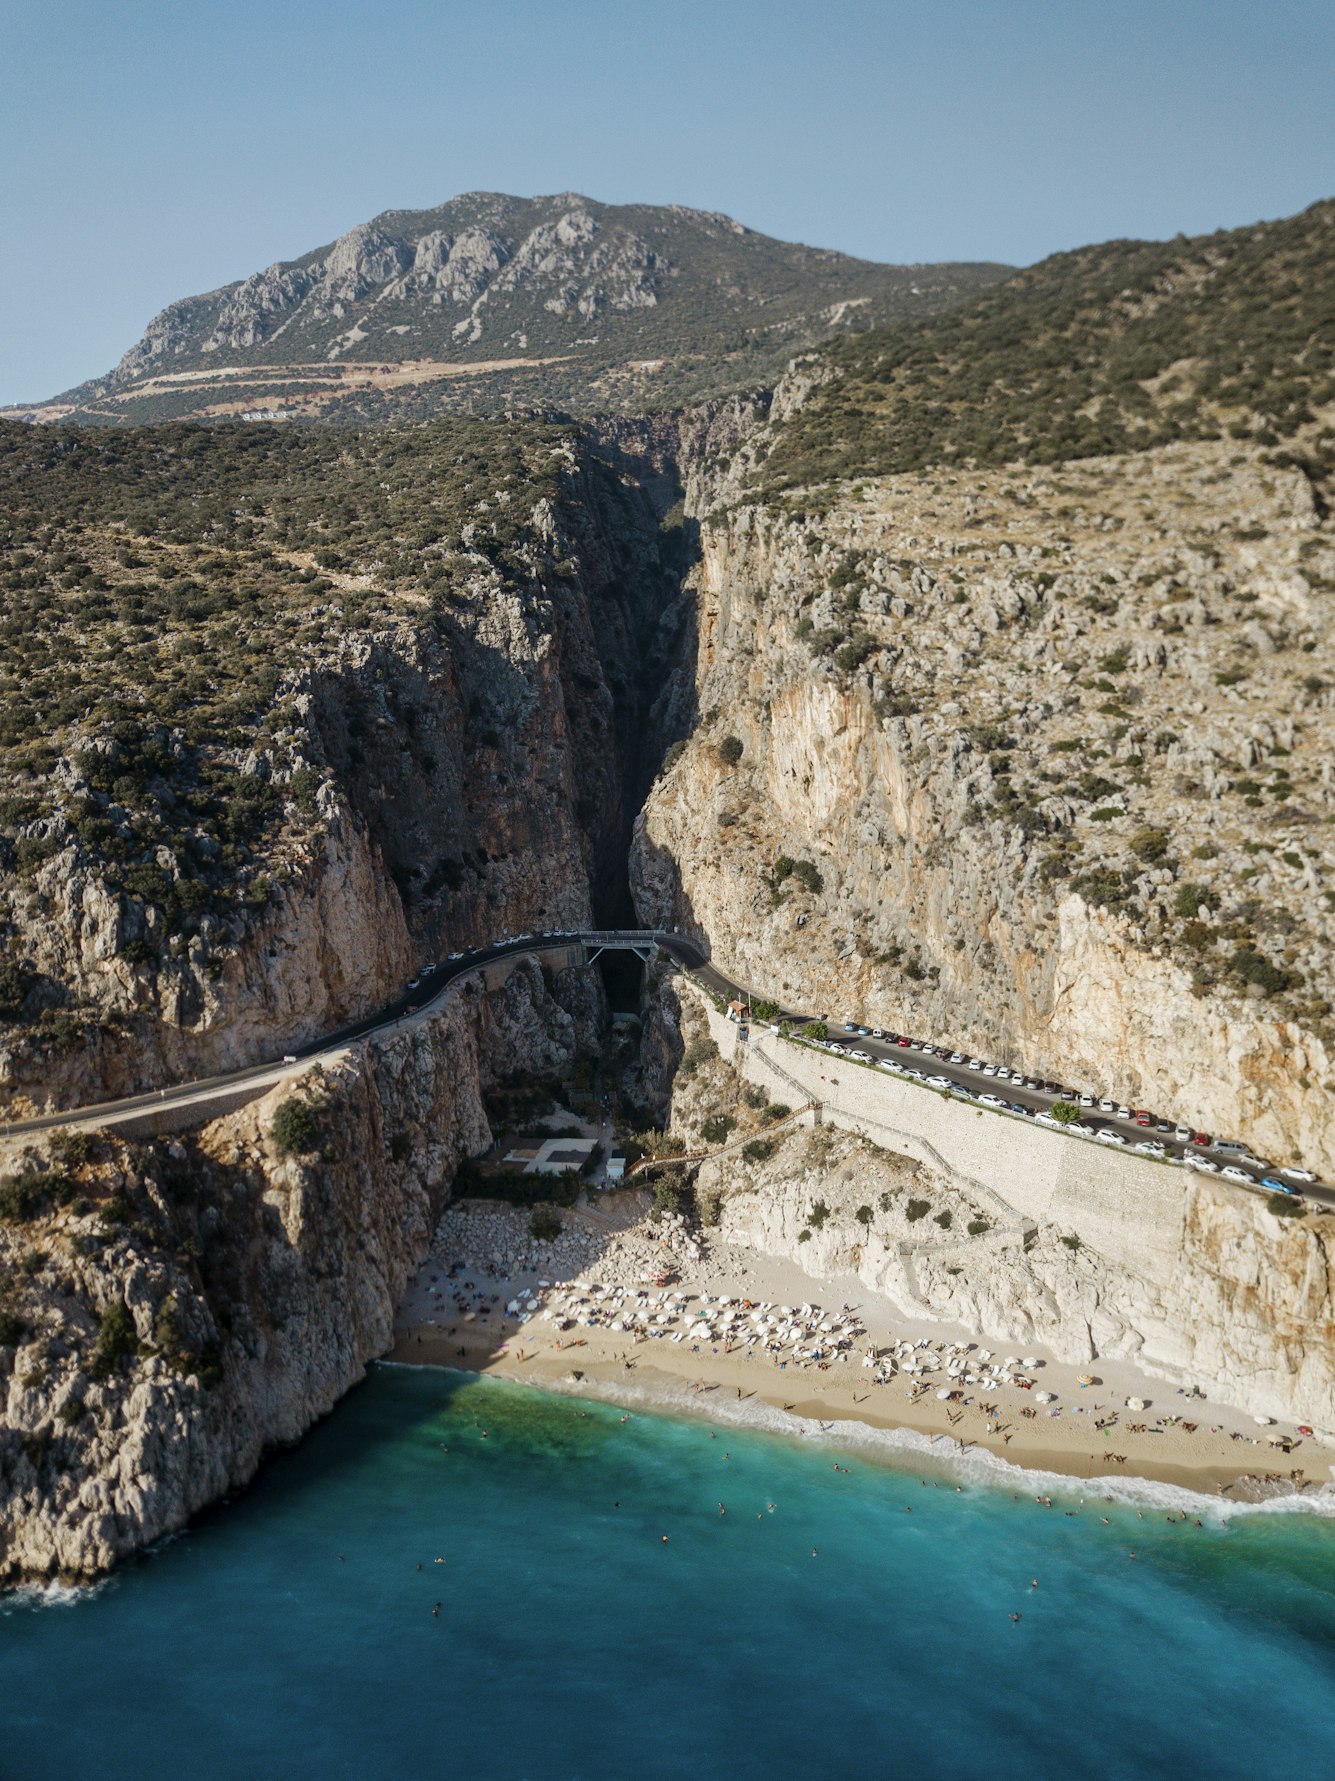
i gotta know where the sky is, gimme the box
[3,0,1332,405]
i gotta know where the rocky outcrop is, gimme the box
[0,956,590,1586]
[699,1118,1335,1429]
[0,431,678,1113]
[634,437,1335,1176]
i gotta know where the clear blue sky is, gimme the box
[3,0,1332,404]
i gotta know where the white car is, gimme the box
[926,1075,952,1089]
[978,1093,1006,1107]
[850,1049,871,1060]
[1071,1123,1096,1136]
[1134,1141,1166,1156]
[1078,1094,1095,1107]
[1186,1156,1221,1173]
[983,1064,999,1077]
[1098,1098,1117,1112]
[1279,1167,1316,1183]
[1096,1130,1126,1145]
[949,1052,966,1064]
[1222,1165,1254,1182]
[447,951,464,960]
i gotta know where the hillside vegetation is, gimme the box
[754,199,1335,496]
[0,416,578,1045]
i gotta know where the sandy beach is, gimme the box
[390,1193,1331,1502]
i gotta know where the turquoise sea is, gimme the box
[4,1364,1335,1780]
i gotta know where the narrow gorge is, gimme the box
[3,272,1335,1579]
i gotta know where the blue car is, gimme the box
[1260,1176,1300,1196]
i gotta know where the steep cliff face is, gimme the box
[706,1127,1335,1427]
[634,433,1335,1175]
[0,957,589,1585]
[0,422,680,1113]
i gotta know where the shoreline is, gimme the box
[390,1199,1334,1506]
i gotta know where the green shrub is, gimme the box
[0,1175,44,1221]
[906,1198,930,1222]
[966,1218,990,1236]
[1130,825,1172,864]
[1172,882,1215,918]
[271,1097,320,1155]
[934,1209,953,1230]
[530,1204,563,1241]
[679,1036,718,1077]
[801,1020,828,1041]
[718,735,744,766]
[1268,1194,1307,1218]
[1061,1233,1082,1250]
[89,1301,139,1379]
[808,1199,831,1230]
[741,1138,776,1163]
[855,1205,874,1227]
[1050,1101,1080,1125]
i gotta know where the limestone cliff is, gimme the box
[0,957,588,1586]
[0,423,677,1113]
[634,429,1335,1176]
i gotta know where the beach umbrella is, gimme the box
[1077,1375,1096,1388]
[1126,1397,1146,1411]
[936,1388,952,1400]
[1035,1391,1057,1404]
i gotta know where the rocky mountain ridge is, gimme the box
[16,192,1007,425]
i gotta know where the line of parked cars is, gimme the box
[815,1022,1319,1195]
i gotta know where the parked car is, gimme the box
[1134,1111,1153,1127]
[447,951,464,960]
[1188,1132,1212,1148]
[1096,1130,1127,1145]
[1134,1141,1166,1156]
[1214,1140,1248,1155]
[1098,1098,1117,1112]
[1078,1094,1095,1107]
[1260,1176,1301,1196]
[1279,1167,1316,1183]
[949,1051,966,1064]
[926,1074,953,1089]
[1222,1166,1254,1182]
[1186,1155,1221,1173]
[978,1093,1006,1107]
[1173,1125,1192,1142]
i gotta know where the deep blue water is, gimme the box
[5,1364,1335,1780]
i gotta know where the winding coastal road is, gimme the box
[0,930,704,1139]
[1,927,1326,1207]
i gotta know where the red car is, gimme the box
[1190,1132,1212,1148]
[897,1036,912,1047]
[1134,1110,1153,1126]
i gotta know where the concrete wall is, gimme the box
[692,988,1187,1286]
